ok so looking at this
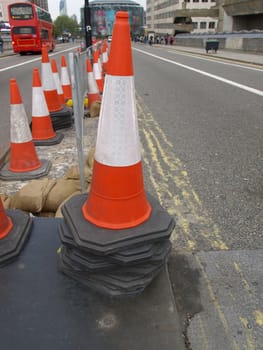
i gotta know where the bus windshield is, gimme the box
[9,4,34,20]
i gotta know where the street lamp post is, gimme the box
[84,0,92,49]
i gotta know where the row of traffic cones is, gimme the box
[0,46,75,181]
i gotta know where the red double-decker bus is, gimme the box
[8,2,56,55]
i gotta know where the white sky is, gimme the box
[48,0,146,22]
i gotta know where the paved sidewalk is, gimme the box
[162,44,263,66]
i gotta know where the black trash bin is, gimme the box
[205,39,219,53]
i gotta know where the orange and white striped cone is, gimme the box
[51,59,65,105]
[41,46,73,131]
[93,50,104,94]
[0,196,32,266]
[58,12,174,297]
[41,46,61,112]
[0,79,51,181]
[31,67,64,146]
[61,55,72,102]
[82,13,151,229]
[86,58,101,110]
[101,41,109,74]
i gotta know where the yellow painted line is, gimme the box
[240,317,256,350]
[254,310,263,326]
[195,256,241,350]
[233,262,250,291]
[137,93,228,251]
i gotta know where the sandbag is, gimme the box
[10,178,56,213]
[0,193,11,209]
[43,179,83,213]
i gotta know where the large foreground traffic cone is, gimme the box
[0,79,51,181]
[58,12,174,297]
[0,197,32,266]
[82,12,151,229]
[86,58,101,110]
[93,49,104,94]
[31,67,64,146]
[41,46,73,130]
[61,55,72,102]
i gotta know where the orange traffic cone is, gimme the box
[101,41,109,74]
[41,46,73,131]
[0,196,32,266]
[0,197,13,240]
[61,55,72,101]
[31,67,64,146]
[0,79,51,181]
[93,49,104,93]
[82,12,151,229]
[51,59,65,105]
[41,46,61,112]
[86,58,101,109]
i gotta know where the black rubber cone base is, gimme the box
[60,193,175,255]
[58,193,174,296]
[0,210,32,266]
[33,132,64,146]
[50,106,73,131]
[0,159,51,181]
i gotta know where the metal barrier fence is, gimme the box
[68,42,103,193]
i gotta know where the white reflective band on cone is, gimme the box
[42,63,56,91]
[93,64,101,80]
[61,67,70,85]
[32,86,49,117]
[10,104,32,143]
[102,52,108,63]
[88,72,99,93]
[53,73,64,95]
[95,75,141,167]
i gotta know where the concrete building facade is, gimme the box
[146,0,263,36]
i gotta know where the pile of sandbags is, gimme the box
[1,148,95,218]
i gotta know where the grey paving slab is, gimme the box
[187,250,263,350]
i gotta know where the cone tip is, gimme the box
[116,11,129,19]
[51,59,58,72]
[10,78,22,104]
[33,67,41,87]
[41,45,49,63]
[61,55,67,66]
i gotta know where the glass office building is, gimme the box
[89,0,144,36]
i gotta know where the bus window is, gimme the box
[13,27,36,35]
[41,29,49,39]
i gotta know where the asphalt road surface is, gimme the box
[0,42,263,349]
[132,44,263,349]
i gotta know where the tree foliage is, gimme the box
[53,15,80,38]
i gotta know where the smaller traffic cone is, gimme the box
[51,59,65,105]
[0,197,32,266]
[41,46,73,131]
[93,50,104,93]
[31,67,64,146]
[0,197,13,240]
[101,41,109,74]
[86,58,101,110]
[0,79,51,181]
[41,46,61,112]
[61,55,72,101]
